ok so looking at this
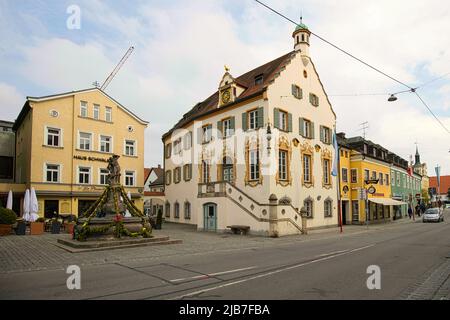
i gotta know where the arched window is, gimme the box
[184,201,191,220]
[301,34,305,42]
[324,198,333,217]
[165,201,170,218]
[174,202,180,218]
[304,197,314,218]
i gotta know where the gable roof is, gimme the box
[162,51,296,140]
[145,166,164,186]
[13,87,148,130]
[429,175,450,194]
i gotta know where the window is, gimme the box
[125,171,135,186]
[202,125,212,143]
[165,143,172,158]
[278,110,288,131]
[391,173,395,186]
[165,170,172,185]
[379,173,384,185]
[249,150,260,181]
[371,171,377,180]
[78,167,91,184]
[125,140,136,156]
[183,164,192,181]
[309,93,319,106]
[351,169,358,183]
[385,174,389,186]
[303,154,311,183]
[99,168,109,185]
[46,127,61,147]
[93,104,100,120]
[174,167,181,183]
[80,101,88,117]
[320,126,331,144]
[254,74,263,85]
[291,84,303,99]
[202,160,210,183]
[403,174,406,188]
[248,110,258,130]
[352,200,359,222]
[79,132,92,150]
[324,199,332,217]
[105,107,112,122]
[184,202,191,219]
[345,151,349,158]
[173,139,181,154]
[299,118,313,139]
[183,132,192,150]
[397,172,400,186]
[304,198,313,218]
[323,159,331,185]
[174,202,180,218]
[45,164,59,183]
[364,169,370,182]
[165,202,170,218]
[342,168,348,183]
[279,150,288,181]
[373,148,377,157]
[222,118,233,138]
[100,135,112,153]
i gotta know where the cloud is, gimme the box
[0,83,24,121]
[1,0,449,175]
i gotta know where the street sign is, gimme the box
[358,188,367,200]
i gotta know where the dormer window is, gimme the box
[255,74,263,85]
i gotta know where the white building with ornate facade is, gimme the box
[162,23,338,236]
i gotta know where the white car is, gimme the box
[422,208,444,223]
[446,203,450,209]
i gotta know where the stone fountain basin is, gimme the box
[77,216,151,236]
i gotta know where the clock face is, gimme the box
[221,90,231,104]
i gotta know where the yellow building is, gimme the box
[12,88,148,218]
[337,134,406,224]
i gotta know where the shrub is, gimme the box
[0,208,17,225]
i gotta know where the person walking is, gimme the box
[415,204,420,217]
[408,206,413,219]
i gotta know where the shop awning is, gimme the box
[369,198,408,205]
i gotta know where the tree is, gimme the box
[422,189,430,205]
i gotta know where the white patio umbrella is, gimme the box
[22,189,31,222]
[124,191,132,217]
[6,190,13,210]
[29,187,39,222]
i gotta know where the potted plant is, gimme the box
[30,217,45,235]
[65,215,77,234]
[0,207,17,236]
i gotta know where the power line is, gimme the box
[253,0,412,89]
[417,71,450,89]
[413,91,450,134]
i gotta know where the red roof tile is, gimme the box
[429,175,450,194]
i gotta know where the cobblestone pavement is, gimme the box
[402,257,450,300]
[0,218,420,274]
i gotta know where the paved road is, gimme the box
[1,210,449,300]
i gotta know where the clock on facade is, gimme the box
[221,89,231,104]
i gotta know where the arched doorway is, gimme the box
[222,157,233,183]
[203,203,217,231]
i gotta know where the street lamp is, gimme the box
[266,122,272,155]
[388,94,397,102]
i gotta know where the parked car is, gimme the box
[445,203,450,209]
[422,208,444,223]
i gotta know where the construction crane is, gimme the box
[99,46,135,91]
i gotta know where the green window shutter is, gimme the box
[309,93,313,104]
[217,120,223,138]
[230,116,235,135]
[242,112,248,131]
[189,164,192,179]
[320,125,324,142]
[291,84,296,97]
[299,118,305,136]
[257,107,264,128]
[274,108,280,129]
[287,113,292,132]
[299,88,303,99]
[310,122,315,139]
[197,126,203,144]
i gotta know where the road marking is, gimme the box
[169,244,375,300]
[170,266,257,282]
[315,249,350,257]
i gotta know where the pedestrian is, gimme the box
[408,206,412,219]
[420,202,426,215]
[415,204,420,217]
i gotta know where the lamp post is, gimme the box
[266,122,272,156]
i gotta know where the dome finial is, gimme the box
[300,10,303,24]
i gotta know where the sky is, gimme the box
[0,0,449,176]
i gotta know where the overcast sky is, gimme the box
[0,0,449,176]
